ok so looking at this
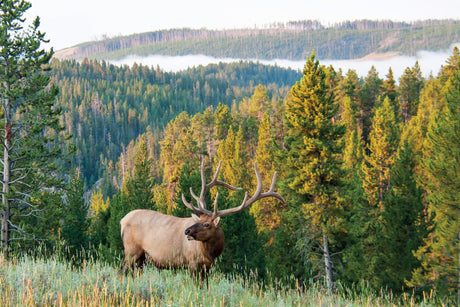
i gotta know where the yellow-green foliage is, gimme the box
[0,256,451,307]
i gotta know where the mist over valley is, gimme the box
[108,45,460,79]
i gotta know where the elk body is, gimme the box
[120,161,285,282]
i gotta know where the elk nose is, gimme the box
[185,229,190,235]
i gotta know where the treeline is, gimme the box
[56,19,460,61]
[52,59,299,185]
[34,48,457,298]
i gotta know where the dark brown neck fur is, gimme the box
[201,228,225,264]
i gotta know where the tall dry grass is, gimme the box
[0,254,451,306]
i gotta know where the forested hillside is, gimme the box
[38,47,460,298]
[52,59,300,185]
[55,19,460,61]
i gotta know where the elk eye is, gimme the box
[203,223,210,227]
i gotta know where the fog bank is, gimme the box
[110,45,459,80]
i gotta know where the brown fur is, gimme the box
[120,209,224,281]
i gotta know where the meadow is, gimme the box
[0,254,451,307]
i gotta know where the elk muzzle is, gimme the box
[184,227,195,240]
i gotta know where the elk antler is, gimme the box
[181,160,242,216]
[213,161,286,218]
[182,160,286,219]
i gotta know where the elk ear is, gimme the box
[191,214,200,222]
[212,216,221,226]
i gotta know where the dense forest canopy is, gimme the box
[55,19,460,61]
[51,59,300,185]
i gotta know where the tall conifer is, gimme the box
[410,62,460,295]
[284,52,345,291]
[0,0,65,260]
[355,96,401,288]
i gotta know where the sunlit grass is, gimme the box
[0,254,452,306]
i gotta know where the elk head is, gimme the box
[184,214,221,241]
[182,160,286,242]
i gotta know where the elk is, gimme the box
[120,160,285,282]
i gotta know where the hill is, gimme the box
[55,19,460,61]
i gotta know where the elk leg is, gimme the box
[136,252,146,271]
[123,251,145,277]
[197,265,209,288]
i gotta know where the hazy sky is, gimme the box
[26,0,460,50]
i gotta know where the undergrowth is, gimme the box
[0,255,454,306]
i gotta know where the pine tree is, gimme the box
[438,46,459,83]
[88,189,110,247]
[355,96,401,288]
[383,67,398,103]
[362,97,400,205]
[284,52,345,291]
[214,103,233,140]
[378,141,428,291]
[106,191,129,252]
[341,96,364,175]
[124,136,155,210]
[0,0,65,260]
[62,170,89,257]
[248,84,270,120]
[172,162,202,218]
[359,66,383,142]
[398,61,424,123]
[410,63,460,295]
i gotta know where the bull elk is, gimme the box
[120,160,285,282]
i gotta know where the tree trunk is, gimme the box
[1,98,11,261]
[323,229,333,292]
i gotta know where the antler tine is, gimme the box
[182,193,205,215]
[213,192,219,218]
[216,161,285,217]
[261,171,286,203]
[199,159,208,200]
[205,161,243,192]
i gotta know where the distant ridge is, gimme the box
[54,19,460,61]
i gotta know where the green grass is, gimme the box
[0,255,451,306]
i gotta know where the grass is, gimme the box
[0,255,452,306]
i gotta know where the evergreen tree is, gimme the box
[359,66,383,142]
[0,0,65,260]
[383,68,398,101]
[214,103,233,140]
[378,141,427,291]
[398,61,424,123]
[335,69,362,121]
[352,96,401,289]
[362,97,400,205]
[410,63,460,295]
[438,46,460,83]
[248,84,270,120]
[88,189,110,247]
[284,52,345,291]
[172,162,203,218]
[106,191,129,252]
[17,190,64,255]
[341,96,364,175]
[62,170,89,257]
[124,136,155,210]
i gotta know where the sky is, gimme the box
[27,0,460,51]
